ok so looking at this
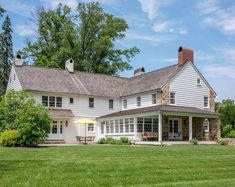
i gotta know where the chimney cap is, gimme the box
[178,46,193,52]
[134,67,145,76]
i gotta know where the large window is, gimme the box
[204,96,209,108]
[109,99,114,109]
[152,93,157,104]
[170,92,176,104]
[42,96,62,107]
[137,96,141,107]
[106,121,110,133]
[89,98,94,108]
[130,118,134,133]
[123,99,127,109]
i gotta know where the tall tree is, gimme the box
[0,6,5,17]
[0,15,13,95]
[20,2,139,75]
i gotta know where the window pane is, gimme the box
[60,121,63,134]
[204,96,208,107]
[125,118,129,133]
[88,124,94,132]
[109,99,114,109]
[153,118,158,132]
[110,120,114,133]
[137,118,143,132]
[52,121,57,134]
[170,93,175,104]
[115,120,119,133]
[89,98,94,108]
[56,97,62,107]
[49,96,55,107]
[169,120,173,133]
[119,119,124,133]
[42,96,48,106]
[137,97,141,107]
[106,121,109,133]
[130,118,134,133]
[123,99,127,109]
[174,120,179,133]
[152,94,156,104]
[144,118,152,132]
[101,121,105,134]
[70,98,74,104]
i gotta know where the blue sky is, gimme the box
[0,0,235,101]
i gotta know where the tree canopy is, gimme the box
[0,6,5,17]
[19,2,139,75]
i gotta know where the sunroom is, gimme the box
[97,105,220,144]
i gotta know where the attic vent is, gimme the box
[134,67,145,76]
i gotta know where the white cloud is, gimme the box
[152,21,173,32]
[0,0,35,18]
[152,21,187,35]
[196,1,235,35]
[15,24,37,37]
[138,0,171,20]
[126,31,173,45]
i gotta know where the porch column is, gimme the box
[189,116,193,141]
[158,112,162,143]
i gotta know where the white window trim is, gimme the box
[169,92,176,105]
[203,119,209,132]
[204,96,209,109]
[197,77,202,86]
[87,123,95,132]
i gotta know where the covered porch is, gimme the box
[98,105,220,144]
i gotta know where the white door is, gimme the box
[168,118,182,140]
[48,120,64,140]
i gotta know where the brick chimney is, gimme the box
[14,54,23,66]
[178,46,193,66]
[65,58,74,73]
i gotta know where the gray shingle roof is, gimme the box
[14,63,182,97]
[49,109,74,118]
[98,105,219,119]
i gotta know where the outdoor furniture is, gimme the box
[76,136,95,144]
[142,132,158,141]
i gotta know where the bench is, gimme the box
[142,132,158,141]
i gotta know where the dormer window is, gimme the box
[197,78,201,86]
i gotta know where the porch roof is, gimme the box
[98,105,219,119]
[49,109,74,118]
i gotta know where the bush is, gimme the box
[222,124,235,138]
[120,137,129,144]
[0,130,20,147]
[189,138,199,145]
[218,139,229,146]
[0,90,52,147]
[97,137,130,145]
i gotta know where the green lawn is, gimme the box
[0,145,235,187]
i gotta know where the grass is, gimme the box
[0,145,235,187]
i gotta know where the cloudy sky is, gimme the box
[0,0,235,101]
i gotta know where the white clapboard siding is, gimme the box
[32,92,120,118]
[121,92,155,110]
[169,63,209,109]
[6,66,22,91]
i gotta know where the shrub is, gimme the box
[0,90,52,147]
[0,130,20,147]
[228,130,235,138]
[97,137,130,145]
[120,137,129,144]
[218,139,229,146]
[189,138,199,145]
